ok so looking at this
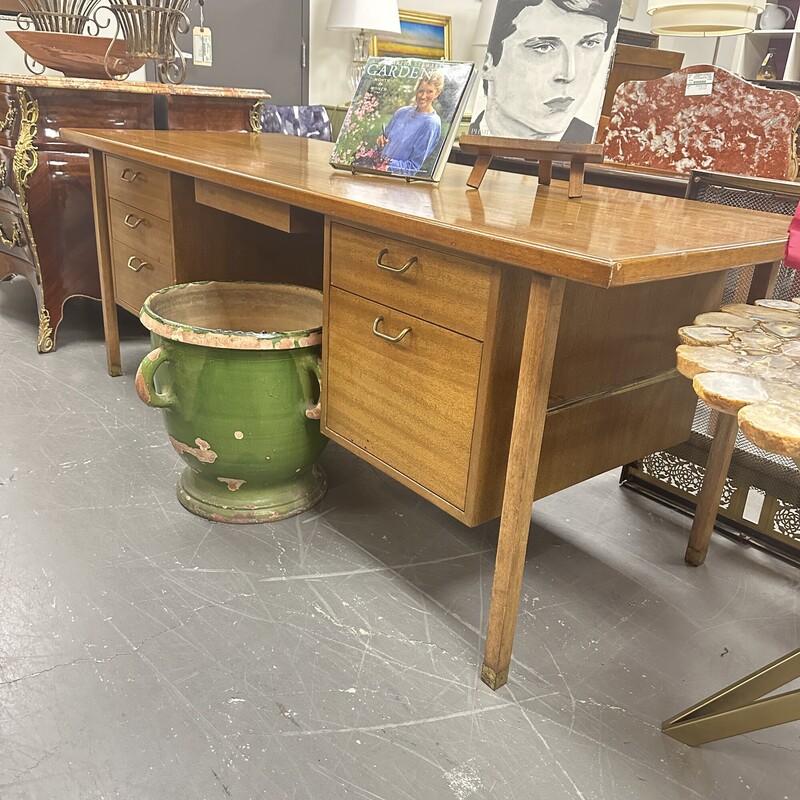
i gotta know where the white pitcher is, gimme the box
[760,3,795,29]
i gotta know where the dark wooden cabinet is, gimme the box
[0,75,266,351]
[602,43,685,117]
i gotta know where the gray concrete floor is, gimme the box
[1,276,799,800]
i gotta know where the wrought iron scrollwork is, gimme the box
[105,1,191,84]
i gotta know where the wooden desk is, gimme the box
[62,130,790,690]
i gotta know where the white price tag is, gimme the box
[193,26,213,67]
[686,72,714,97]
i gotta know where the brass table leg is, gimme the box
[481,273,565,690]
[662,647,800,746]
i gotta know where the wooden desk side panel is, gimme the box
[549,271,727,405]
[465,268,727,525]
[534,374,697,500]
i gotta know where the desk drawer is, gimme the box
[325,287,482,509]
[111,242,174,315]
[329,223,493,340]
[105,155,172,220]
[109,198,173,266]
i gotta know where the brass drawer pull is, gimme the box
[120,168,142,183]
[124,213,144,229]
[372,315,411,343]
[127,255,149,272]
[376,248,418,275]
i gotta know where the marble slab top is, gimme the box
[0,72,267,98]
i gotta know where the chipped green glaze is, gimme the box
[136,282,327,523]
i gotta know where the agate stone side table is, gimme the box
[663,299,800,745]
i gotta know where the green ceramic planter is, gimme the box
[135,281,327,524]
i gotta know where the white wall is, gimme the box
[0,13,45,75]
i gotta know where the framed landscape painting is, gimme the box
[370,10,451,60]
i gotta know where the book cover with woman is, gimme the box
[331,57,476,182]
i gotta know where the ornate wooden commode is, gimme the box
[0,74,266,352]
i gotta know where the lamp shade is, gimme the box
[648,0,766,35]
[473,0,498,46]
[326,0,401,33]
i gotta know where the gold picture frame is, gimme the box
[370,10,452,60]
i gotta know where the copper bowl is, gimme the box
[7,30,145,79]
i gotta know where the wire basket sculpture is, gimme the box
[17,0,104,35]
[105,0,191,84]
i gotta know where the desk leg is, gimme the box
[482,273,565,690]
[88,149,121,377]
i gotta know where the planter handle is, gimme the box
[302,354,323,420]
[135,346,176,409]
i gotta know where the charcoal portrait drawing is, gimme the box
[470,0,622,143]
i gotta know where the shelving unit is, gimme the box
[731,1,800,80]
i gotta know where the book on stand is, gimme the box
[330,57,477,182]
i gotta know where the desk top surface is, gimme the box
[64,129,791,288]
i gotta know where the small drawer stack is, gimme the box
[105,154,175,314]
[323,222,515,526]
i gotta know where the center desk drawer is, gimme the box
[325,287,482,510]
[109,198,174,266]
[329,223,493,340]
[105,155,172,221]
